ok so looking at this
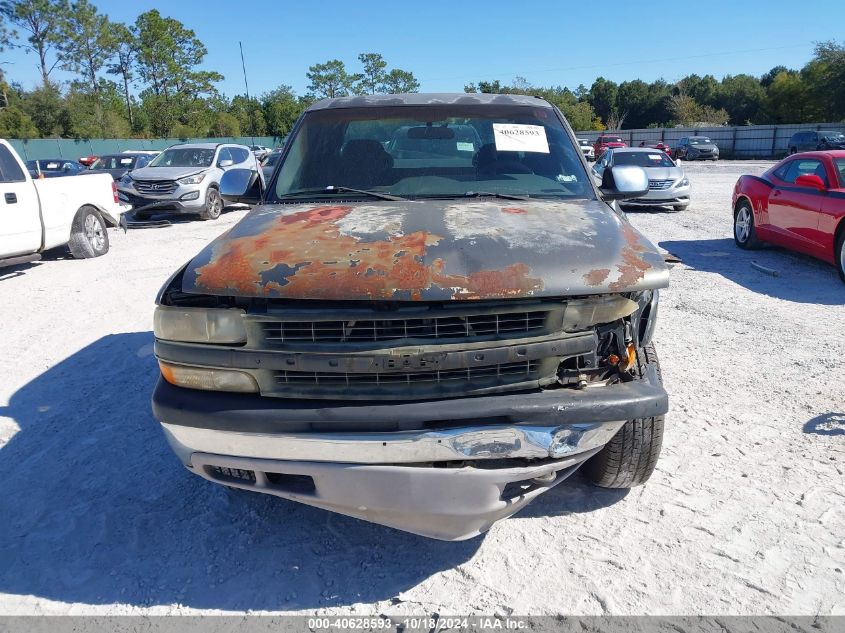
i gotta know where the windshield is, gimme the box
[613,151,675,168]
[26,160,73,172]
[149,147,214,168]
[264,152,281,167]
[823,132,845,142]
[601,137,622,144]
[270,104,591,201]
[578,139,590,146]
[689,137,712,145]
[91,155,135,170]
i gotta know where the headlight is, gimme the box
[561,295,639,332]
[675,177,690,187]
[178,173,206,185]
[153,306,247,344]
[159,361,258,392]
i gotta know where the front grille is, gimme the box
[259,311,549,345]
[275,360,538,387]
[648,179,674,190]
[134,179,178,195]
[237,301,579,400]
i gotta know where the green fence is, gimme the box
[5,136,285,161]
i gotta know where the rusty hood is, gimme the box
[182,199,669,301]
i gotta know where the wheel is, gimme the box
[583,343,664,488]
[68,207,109,259]
[836,229,845,283]
[734,200,763,249]
[672,204,688,212]
[199,187,222,220]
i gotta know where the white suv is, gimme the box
[117,143,258,220]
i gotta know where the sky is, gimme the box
[2,0,844,97]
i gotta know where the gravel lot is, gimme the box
[1,161,843,616]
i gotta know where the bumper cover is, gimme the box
[152,367,666,539]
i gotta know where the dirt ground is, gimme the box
[1,161,843,616]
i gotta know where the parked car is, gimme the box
[151,92,670,541]
[250,145,272,161]
[591,147,690,211]
[84,152,156,180]
[78,155,98,167]
[117,142,259,220]
[0,139,130,267]
[260,149,283,182]
[577,138,595,161]
[25,159,84,178]
[593,134,626,158]
[638,140,671,154]
[674,136,719,161]
[733,150,845,281]
[788,130,845,154]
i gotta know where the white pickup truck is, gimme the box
[0,139,130,267]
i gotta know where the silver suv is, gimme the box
[118,143,258,220]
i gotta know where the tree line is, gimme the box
[465,41,845,130]
[0,1,841,140]
[0,0,419,139]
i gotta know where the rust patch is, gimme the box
[501,207,527,214]
[608,223,653,291]
[583,268,611,286]
[194,205,544,300]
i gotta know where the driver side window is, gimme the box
[783,159,827,186]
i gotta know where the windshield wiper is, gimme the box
[277,186,407,202]
[463,191,530,201]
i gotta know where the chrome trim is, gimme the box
[161,420,625,464]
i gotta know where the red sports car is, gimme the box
[732,150,845,281]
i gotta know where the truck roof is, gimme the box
[306,92,553,112]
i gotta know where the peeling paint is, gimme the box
[184,198,668,301]
[443,201,599,252]
[583,268,611,286]
[608,223,654,292]
[193,205,543,300]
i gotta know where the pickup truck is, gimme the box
[151,93,670,540]
[0,139,129,267]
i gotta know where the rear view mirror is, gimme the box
[218,159,234,168]
[407,126,455,140]
[220,168,263,205]
[599,165,649,200]
[794,174,825,190]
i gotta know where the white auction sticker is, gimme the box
[493,123,550,153]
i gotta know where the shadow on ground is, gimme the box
[0,332,621,610]
[803,413,845,436]
[659,238,845,305]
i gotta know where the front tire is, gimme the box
[835,229,845,283]
[734,200,763,249]
[68,207,109,259]
[583,343,664,488]
[199,187,222,221]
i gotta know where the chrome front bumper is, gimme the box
[161,420,625,464]
[161,420,624,540]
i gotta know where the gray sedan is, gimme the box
[591,147,690,211]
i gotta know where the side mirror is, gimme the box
[599,165,649,200]
[220,168,263,205]
[218,159,234,168]
[794,174,825,190]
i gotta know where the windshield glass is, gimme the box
[578,139,590,146]
[270,104,591,201]
[823,132,845,141]
[26,160,72,172]
[689,137,712,145]
[601,137,622,143]
[91,155,135,170]
[149,147,214,168]
[613,151,675,168]
[265,153,281,167]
